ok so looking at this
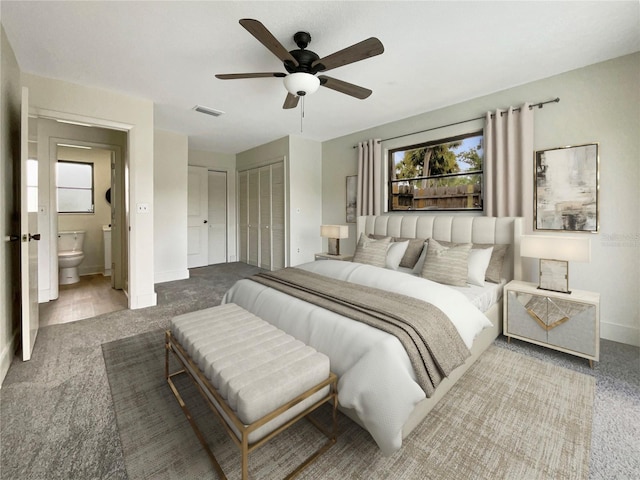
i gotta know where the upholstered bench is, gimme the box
[165,303,338,480]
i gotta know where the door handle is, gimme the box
[29,233,41,241]
[203,220,208,224]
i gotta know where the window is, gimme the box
[57,161,94,213]
[388,131,483,212]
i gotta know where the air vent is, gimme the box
[193,105,225,117]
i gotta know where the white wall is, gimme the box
[0,25,22,385]
[289,135,322,265]
[22,73,156,309]
[189,149,237,262]
[154,129,188,283]
[322,53,640,346]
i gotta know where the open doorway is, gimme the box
[34,118,129,325]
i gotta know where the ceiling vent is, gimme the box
[192,105,225,117]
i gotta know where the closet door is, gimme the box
[247,169,260,266]
[207,170,227,265]
[238,171,248,263]
[271,162,286,270]
[259,165,272,270]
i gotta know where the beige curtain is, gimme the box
[484,104,534,217]
[357,139,382,216]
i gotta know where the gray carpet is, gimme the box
[1,261,638,479]
[103,331,594,479]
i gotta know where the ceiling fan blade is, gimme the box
[312,37,384,72]
[318,76,372,99]
[215,72,286,80]
[239,19,299,67]
[283,93,299,109]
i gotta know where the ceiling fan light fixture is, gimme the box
[283,72,320,97]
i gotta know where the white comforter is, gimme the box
[222,260,491,455]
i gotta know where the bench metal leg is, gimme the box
[165,330,338,480]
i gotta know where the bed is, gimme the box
[223,214,523,455]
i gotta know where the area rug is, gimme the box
[102,330,594,479]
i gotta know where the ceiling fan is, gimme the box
[215,19,384,109]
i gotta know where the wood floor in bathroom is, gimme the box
[39,274,128,327]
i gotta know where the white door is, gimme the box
[271,162,286,270]
[20,87,39,361]
[187,166,208,268]
[207,171,227,265]
[259,166,272,270]
[247,169,259,266]
[238,171,248,263]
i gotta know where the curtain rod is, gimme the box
[352,97,560,148]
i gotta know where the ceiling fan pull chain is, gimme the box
[300,96,304,133]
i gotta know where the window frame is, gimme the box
[387,131,484,212]
[56,160,95,214]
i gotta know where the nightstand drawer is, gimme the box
[507,291,547,343]
[547,303,597,357]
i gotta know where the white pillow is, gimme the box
[386,240,409,270]
[467,246,494,287]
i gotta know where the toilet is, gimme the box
[58,230,86,285]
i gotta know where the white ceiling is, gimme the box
[2,1,639,154]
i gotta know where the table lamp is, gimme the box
[320,225,349,256]
[520,235,591,293]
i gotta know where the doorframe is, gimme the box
[33,107,132,306]
[48,138,125,299]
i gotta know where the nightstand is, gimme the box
[503,280,600,368]
[314,252,353,261]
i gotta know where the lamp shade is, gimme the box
[320,225,349,239]
[520,235,591,262]
[283,73,320,96]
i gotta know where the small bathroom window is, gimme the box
[57,160,95,213]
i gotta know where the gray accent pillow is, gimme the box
[436,240,509,284]
[394,237,428,268]
[353,233,391,268]
[475,243,509,284]
[367,233,389,240]
[420,239,472,287]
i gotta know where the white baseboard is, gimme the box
[0,327,18,388]
[130,291,157,310]
[78,264,105,277]
[154,269,189,284]
[601,321,640,347]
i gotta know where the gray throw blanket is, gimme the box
[249,268,471,397]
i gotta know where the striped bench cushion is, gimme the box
[170,303,330,426]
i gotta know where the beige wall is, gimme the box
[0,25,22,384]
[57,147,112,276]
[322,53,640,346]
[154,130,188,283]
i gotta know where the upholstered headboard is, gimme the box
[357,215,523,282]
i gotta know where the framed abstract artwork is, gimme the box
[534,143,599,232]
[346,175,357,223]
